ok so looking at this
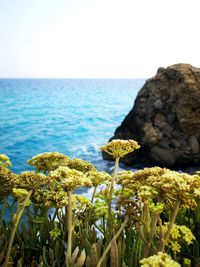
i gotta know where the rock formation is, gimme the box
[104,64,200,168]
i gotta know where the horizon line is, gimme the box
[0,77,147,80]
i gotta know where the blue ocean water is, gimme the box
[0,79,145,175]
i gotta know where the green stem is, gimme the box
[97,216,128,267]
[52,208,58,221]
[159,200,180,252]
[109,157,120,197]
[67,190,73,267]
[91,186,97,204]
[4,190,33,267]
[107,157,120,241]
[164,201,180,242]
[0,196,8,226]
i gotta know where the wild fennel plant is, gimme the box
[0,139,200,267]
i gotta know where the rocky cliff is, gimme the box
[104,64,200,168]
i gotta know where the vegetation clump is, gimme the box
[0,139,200,267]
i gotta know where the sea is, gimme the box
[0,79,145,190]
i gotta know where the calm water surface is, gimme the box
[0,79,145,179]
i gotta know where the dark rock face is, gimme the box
[104,64,200,168]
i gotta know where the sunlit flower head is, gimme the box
[27,152,70,173]
[87,170,112,186]
[100,139,140,159]
[33,189,68,208]
[49,166,92,191]
[140,252,180,267]
[16,171,48,189]
[0,154,12,168]
[118,167,200,207]
[66,158,96,173]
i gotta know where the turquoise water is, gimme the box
[0,79,145,174]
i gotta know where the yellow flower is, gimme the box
[0,154,12,168]
[33,189,68,208]
[119,167,200,207]
[13,188,29,199]
[100,139,140,159]
[49,166,92,191]
[15,171,48,189]
[138,185,158,200]
[87,170,112,186]
[50,225,61,240]
[149,202,164,215]
[66,158,96,173]
[161,223,195,253]
[194,188,200,197]
[170,241,181,253]
[179,225,195,245]
[140,252,180,267]
[27,152,70,173]
[73,195,92,211]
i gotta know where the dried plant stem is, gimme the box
[159,200,180,252]
[97,216,128,267]
[66,190,73,267]
[4,190,33,267]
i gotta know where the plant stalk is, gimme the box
[97,216,128,267]
[159,200,180,252]
[4,190,33,267]
[107,157,120,241]
[67,190,73,267]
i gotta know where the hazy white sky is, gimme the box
[0,0,199,78]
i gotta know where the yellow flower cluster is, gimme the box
[49,166,92,191]
[162,223,195,253]
[87,170,112,187]
[15,171,48,189]
[49,224,61,240]
[117,167,200,207]
[138,185,158,200]
[140,252,180,267]
[66,158,96,173]
[73,195,92,212]
[90,200,108,221]
[0,154,12,168]
[27,152,70,173]
[12,188,31,206]
[12,188,29,199]
[100,139,140,159]
[33,189,68,208]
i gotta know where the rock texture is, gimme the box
[104,64,200,168]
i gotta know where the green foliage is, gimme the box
[0,140,199,266]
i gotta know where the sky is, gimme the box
[0,0,200,78]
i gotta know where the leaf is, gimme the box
[72,247,79,266]
[84,239,92,255]
[49,248,54,264]
[17,258,23,267]
[86,256,91,267]
[54,240,61,262]
[0,251,5,264]
[21,224,28,245]
[85,244,99,267]
[89,243,99,266]
[117,240,122,265]
[43,246,50,267]
[110,240,119,267]
[193,239,200,258]
[74,249,86,267]
[96,239,103,258]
